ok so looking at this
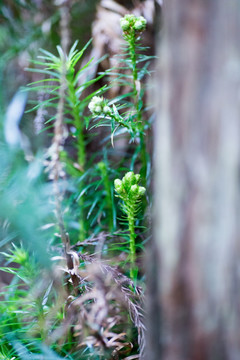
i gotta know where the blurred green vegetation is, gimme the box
[0,0,98,111]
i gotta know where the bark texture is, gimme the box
[148,1,240,359]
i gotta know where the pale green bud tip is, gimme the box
[120,19,130,31]
[88,101,95,112]
[134,16,147,31]
[114,178,122,186]
[138,186,146,196]
[120,14,146,32]
[103,105,111,114]
[134,21,144,31]
[114,179,123,192]
[130,184,138,194]
[92,96,103,104]
[124,14,135,22]
[135,174,140,183]
[125,171,134,180]
[123,171,135,185]
[88,96,107,115]
[95,105,102,114]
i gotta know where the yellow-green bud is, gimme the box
[89,96,108,116]
[133,16,147,31]
[125,14,135,22]
[103,105,111,114]
[114,179,123,193]
[95,105,102,114]
[134,174,140,183]
[138,186,146,196]
[120,19,130,31]
[123,171,135,186]
[120,14,147,33]
[130,184,138,194]
[88,100,96,113]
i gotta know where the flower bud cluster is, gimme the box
[120,14,147,34]
[114,171,146,201]
[88,96,111,116]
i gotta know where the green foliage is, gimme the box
[25,39,109,242]
[0,245,65,358]
[89,14,153,183]
[114,172,146,281]
[0,11,152,360]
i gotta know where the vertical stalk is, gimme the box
[77,121,86,169]
[68,81,86,168]
[128,208,137,282]
[139,132,147,185]
[73,108,86,243]
[128,35,147,183]
[49,1,81,294]
[99,162,114,232]
[67,77,86,242]
[51,50,81,296]
[114,172,146,283]
[129,36,138,97]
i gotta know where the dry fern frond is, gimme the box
[73,258,146,358]
[48,253,146,357]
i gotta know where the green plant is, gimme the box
[120,14,149,182]
[88,14,151,283]
[25,40,107,242]
[89,14,152,184]
[114,171,146,281]
[0,245,62,356]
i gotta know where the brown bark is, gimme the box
[148,1,240,359]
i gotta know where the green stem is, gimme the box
[128,34,147,181]
[139,132,147,185]
[111,114,130,130]
[75,109,86,169]
[129,35,138,96]
[67,77,86,241]
[67,79,86,169]
[128,208,137,281]
[99,162,114,232]
[78,196,86,242]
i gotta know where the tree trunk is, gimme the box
[148,1,240,359]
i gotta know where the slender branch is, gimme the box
[50,0,81,295]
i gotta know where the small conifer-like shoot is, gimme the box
[89,14,151,183]
[119,14,147,95]
[120,14,148,181]
[114,171,146,281]
[87,16,151,289]
[25,40,110,243]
